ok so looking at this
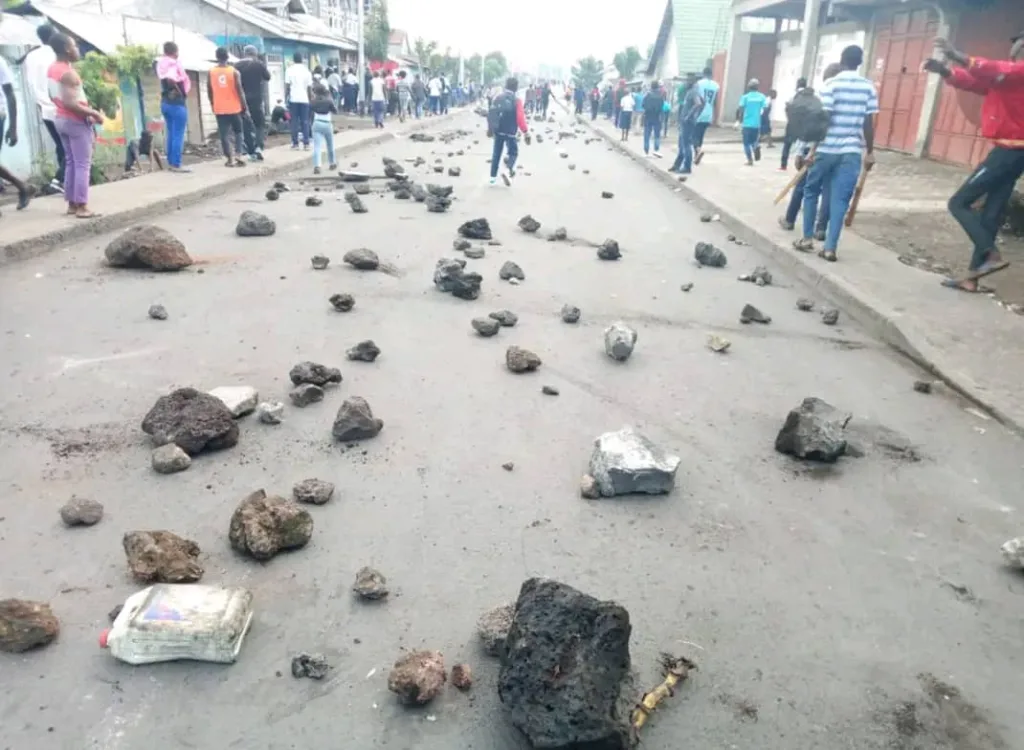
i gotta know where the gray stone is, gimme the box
[433,257,482,300]
[452,664,473,690]
[289,383,325,407]
[448,166,462,177]
[561,304,581,323]
[796,298,815,311]
[393,188,411,200]
[700,212,713,222]
[293,478,335,505]
[707,334,731,353]
[542,385,560,396]
[0,600,60,653]
[331,397,383,441]
[59,497,104,527]
[352,566,389,599]
[694,242,727,267]
[597,239,621,260]
[499,261,525,281]
[305,196,322,207]
[388,650,446,705]
[105,225,192,271]
[453,238,472,252]
[477,603,514,656]
[740,304,771,324]
[142,388,239,455]
[208,386,258,418]
[472,317,501,336]
[345,194,368,213]
[229,489,313,560]
[411,183,428,202]
[347,340,381,362]
[604,322,638,362]
[568,163,577,170]
[774,397,851,463]
[821,308,840,325]
[489,310,518,327]
[459,218,492,240]
[601,191,614,199]
[123,530,203,583]
[311,255,330,270]
[343,248,380,270]
[425,195,452,212]
[464,247,486,259]
[352,184,372,195]
[265,188,279,201]
[580,474,600,499]
[329,293,355,312]
[549,227,569,242]
[589,427,681,497]
[289,361,342,387]
[518,215,541,233]
[236,211,276,237]
[680,282,694,292]
[739,266,772,285]
[913,380,933,394]
[506,346,542,373]
[148,304,168,320]
[291,653,330,680]
[256,401,284,424]
[1001,537,1024,569]
[151,443,191,474]
[498,579,633,750]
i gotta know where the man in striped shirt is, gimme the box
[795,45,877,261]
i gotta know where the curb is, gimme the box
[572,111,1019,435]
[0,115,453,267]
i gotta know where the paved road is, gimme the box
[1,108,1022,750]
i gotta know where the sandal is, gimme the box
[941,277,982,293]
[75,210,101,219]
[818,250,837,262]
[793,238,814,253]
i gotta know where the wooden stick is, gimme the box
[845,165,870,227]
[773,144,817,205]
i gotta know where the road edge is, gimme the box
[573,112,1020,435]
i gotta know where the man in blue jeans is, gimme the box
[642,81,665,157]
[795,45,877,261]
[735,79,767,165]
[487,77,529,186]
[668,73,703,174]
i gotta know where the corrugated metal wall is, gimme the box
[671,0,732,74]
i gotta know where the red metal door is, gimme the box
[873,8,936,152]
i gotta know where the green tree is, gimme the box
[572,56,604,90]
[413,37,437,70]
[613,46,642,80]
[485,50,508,78]
[465,53,482,83]
[364,0,391,63]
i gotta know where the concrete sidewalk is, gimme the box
[579,113,1024,435]
[0,112,457,266]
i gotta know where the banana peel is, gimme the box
[630,653,697,741]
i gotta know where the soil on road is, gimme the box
[1,108,1022,750]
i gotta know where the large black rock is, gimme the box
[459,218,492,240]
[774,397,851,462]
[498,578,633,750]
[141,388,239,455]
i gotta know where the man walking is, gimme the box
[207,47,249,167]
[540,81,551,118]
[735,79,767,165]
[779,77,807,170]
[396,70,411,122]
[427,73,441,115]
[573,84,585,115]
[235,45,270,160]
[487,76,528,186]
[642,81,665,157]
[369,70,386,128]
[794,45,877,261]
[924,34,1024,291]
[668,72,703,174]
[590,85,600,120]
[285,52,312,149]
[411,74,426,118]
[23,23,62,192]
[0,51,32,213]
[693,66,719,164]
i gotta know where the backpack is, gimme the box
[488,91,516,133]
[786,89,830,143]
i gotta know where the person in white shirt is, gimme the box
[22,24,63,191]
[369,71,386,128]
[427,75,441,115]
[285,52,313,149]
[0,53,32,212]
[618,89,635,142]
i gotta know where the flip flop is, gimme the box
[965,260,1009,280]
[941,278,982,293]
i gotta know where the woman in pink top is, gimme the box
[47,32,104,218]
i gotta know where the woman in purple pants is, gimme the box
[47,33,104,219]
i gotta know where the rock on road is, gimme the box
[0,108,1022,750]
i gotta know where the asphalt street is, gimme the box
[1,107,1023,750]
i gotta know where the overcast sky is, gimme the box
[387,0,665,72]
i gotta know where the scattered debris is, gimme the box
[148,304,168,320]
[290,361,342,387]
[142,388,239,455]
[453,238,471,252]
[434,257,482,299]
[353,566,389,600]
[59,497,104,527]
[311,255,330,270]
[821,308,840,326]
[561,304,581,323]
[394,187,411,200]
[273,181,290,191]
[542,385,560,396]
[448,167,462,177]
[459,218,492,240]
[740,304,771,324]
[775,397,851,462]
[604,322,638,361]
[104,225,193,271]
[343,248,380,271]
[680,282,693,292]
[329,293,355,312]
[602,191,614,199]
[472,317,501,336]
[707,334,731,353]
[739,266,772,286]
[331,397,383,441]
[489,310,518,327]
[293,478,335,505]
[499,260,525,281]
[409,132,435,142]
[498,579,633,749]
[291,653,330,680]
[796,298,815,311]
[123,530,203,583]
[477,603,514,657]
[388,650,447,705]
[382,157,405,178]
[305,196,322,207]
[289,383,325,407]
[208,386,258,418]
[589,427,680,497]
[344,192,368,213]
[913,380,933,394]
[1001,537,1024,568]
[256,401,284,425]
[451,664,473,690]
[506,346,542,373]
[410,183,428,202]
[518,215,541,233]
[151,443,191,474]
[236,211,276,237]
[229,489,314,560]
[700,213,713,222]
[502,461,515,471]
[352,183,372,196]
[568,163,577,171]
[694,242,727,267]
[549,227,569,242]
[464,247,485,259]
[844,420,922,462]
[633,654,698,738]
[265,189,279,201]
[597,239,621,260]
[347,340,381,362]
[0,600,60,653]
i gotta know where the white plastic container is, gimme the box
[100,584,254,665]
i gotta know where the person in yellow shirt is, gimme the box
[207,47,249,167]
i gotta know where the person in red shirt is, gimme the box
[487,76,528,186]
[925,33,1024,292]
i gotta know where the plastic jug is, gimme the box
[100,584,254,665]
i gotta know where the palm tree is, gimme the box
[613,46,642,80]
[572,56,604,90]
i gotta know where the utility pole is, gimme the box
[480,53,486,88]
[357,0,365,109]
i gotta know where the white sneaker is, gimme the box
[49,179,64,193]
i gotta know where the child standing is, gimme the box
[310,84,337,174]
[618,88,634,141]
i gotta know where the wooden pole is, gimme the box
[774,143,816,205]
[845,165,870,227]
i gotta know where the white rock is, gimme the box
[604,322,638,362]
[588,427,680,497]
[1001,537,1024,568]
[256,401,285,425]
[209,386,259,418]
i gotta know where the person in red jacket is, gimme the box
[925,33,1024,292]
[487,76,528,186]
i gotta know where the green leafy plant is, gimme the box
[572,56,604,90]
[74,44,156,119]
[613,46,642,80]
[364,0,391,63]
